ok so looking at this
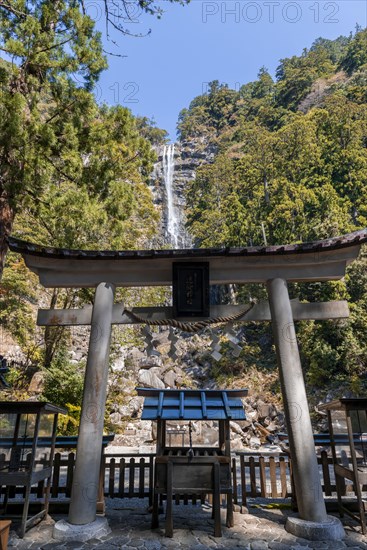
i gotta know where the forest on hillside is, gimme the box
[177,28,367,395]
[1,11,366,429]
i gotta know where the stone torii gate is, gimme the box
[8,228,367,541]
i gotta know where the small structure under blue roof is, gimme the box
[137,388,248,538]
[137,388,248,421]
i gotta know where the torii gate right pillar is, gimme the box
[267,278,345,540]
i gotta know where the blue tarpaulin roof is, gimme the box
[136,388,247,421]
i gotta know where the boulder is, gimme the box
[164,371,176,387]
[127,348,146,368]
[118,406,131,418]
[246,410,259,422]
[249,436,261,449]
[152,332,170,347]
[159,363,173,376]
[238,419,252,429]
[118,397,143,419]
[70,350,84,362]
[149,366,163,376]
[138,368,165,389]
[111,358,124,371]
[29,372,45,393]
[175,376,186,387]
[173,366,185,377]
[110,412,122,425]
[257,402,276,420]
[230,421,244,436]
[129,396,143,414]
[231,437,244,451]
[138,356,162,369]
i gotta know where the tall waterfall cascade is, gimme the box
[149,138,217,249]
[162,144,180,248]
[160,143,192,249]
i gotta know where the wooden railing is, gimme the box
[1,450,364,506]
[103,454,154,504]
[51,451,76,498]
[234,451,339,506]
[235,453,292,505]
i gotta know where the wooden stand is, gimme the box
[137,389,248,538]
[0,402,66,538]
[319,398,367,534]
[152,455,233,537]
[152,420,234,537]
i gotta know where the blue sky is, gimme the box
[90,1,367,140]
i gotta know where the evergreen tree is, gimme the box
[0,0,188,277]
[180,28,367,392]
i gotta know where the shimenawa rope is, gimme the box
[124,302,255,333]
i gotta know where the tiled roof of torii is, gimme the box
[7,229,367,287]
[7,228,367,260]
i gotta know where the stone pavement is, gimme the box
[7,498,367,550]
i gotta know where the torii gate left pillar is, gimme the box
[54,282,115,541]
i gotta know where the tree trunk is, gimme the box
[44,289,60,368]
[0,192,14,281]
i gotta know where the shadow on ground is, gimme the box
[7,497,367,550]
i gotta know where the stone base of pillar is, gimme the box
[286,515,345,541]
[53,517,111,542]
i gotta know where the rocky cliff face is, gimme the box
[149,138,217,249]
[102,327,286,452]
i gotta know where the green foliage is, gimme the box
[0,252,41,361]
[181,28,367,393]
[311,36,351,64]
[136,116,169,146]
[177,81,238,140]
[41,352,84,408]
[57,404,81,436]
[0,1,106,210]
[275,46,335,110]
[184,30,367,249]
[186,105,356,248]
[340,29,367,74]
[2,102,161,360]
[0,0,184,279]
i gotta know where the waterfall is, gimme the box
[162,144,180,248]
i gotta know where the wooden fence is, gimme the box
[236,453,292,504]
[235,451,339,506]
[1,450,363,506]
[103,454,154,503]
